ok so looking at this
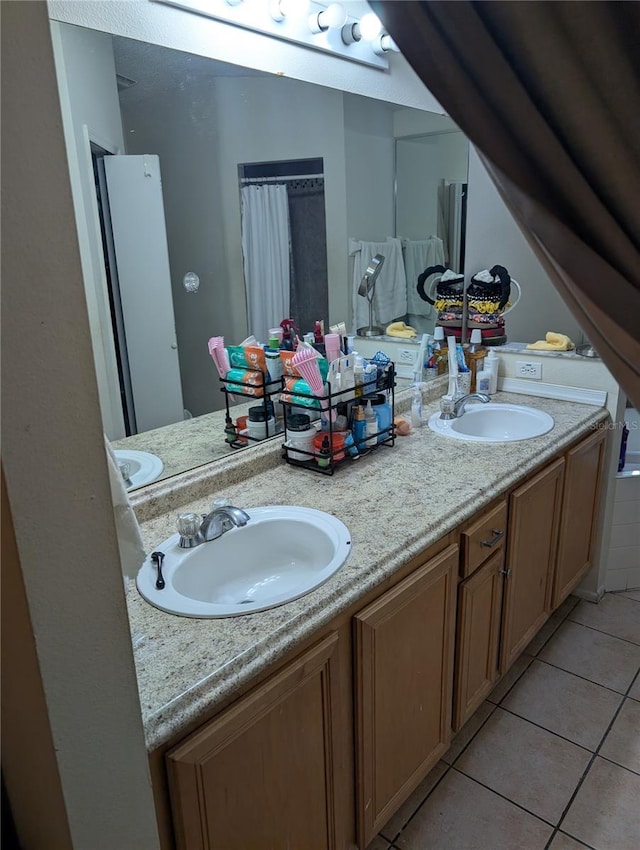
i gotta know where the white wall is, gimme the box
[396,131,468,240]
[344,93,396,244]
[465,147,585,345]
[3,3,160,846]
[50,21,127,439]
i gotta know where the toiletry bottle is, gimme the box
[314,321,324,345]
[433,326,448,375]
[354,355,365,397]
[343,431,360,459]
[476,368,491,394]
[368,392,393,443]
[411,385,423,428]
[353,403,367,450]
[465,328,487,393]
[618,424,629,472]
[364,400,378,447]
[485,349,500,395]
[224,414,237,444]
[317,435,331,469]
[265,336,283,386]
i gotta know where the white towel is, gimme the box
[351,237,407,332]
[402,236,445,317]
[105,437,147,580]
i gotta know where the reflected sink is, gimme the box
[114,449,163,490]
[428,403,554,442]
[136,506,352,618]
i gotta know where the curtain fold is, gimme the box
[240,184,290,344]
[372,0,640,406]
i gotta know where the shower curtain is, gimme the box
[287,178,328,335]
[241,183,290,345]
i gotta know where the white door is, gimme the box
[104,154,184,433]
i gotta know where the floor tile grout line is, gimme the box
[597,750,640,778]
[496,703,611,755]
[382,763,452,844]
[532,655,639,696]
[449,765,558,830]
[544,827,600,850]
[554,676,636,838]
[565,615,640,647]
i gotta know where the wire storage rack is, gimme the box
[219,370,284,449]
[281,362,396,475]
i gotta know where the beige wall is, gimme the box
[2,3,160,846]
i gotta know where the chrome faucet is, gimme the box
[199,505,250,542]
[177,504,250,548]
[439,392,490,420]
[453,393,491,417]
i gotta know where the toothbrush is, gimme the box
[413,333,429,384]
[447,335,458,397]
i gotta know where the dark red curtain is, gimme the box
[372,1,640,407]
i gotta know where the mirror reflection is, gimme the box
[51,23,469,487]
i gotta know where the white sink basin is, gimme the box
[136,506,352,618]
[114,449,163,489]
[428,403,554,442]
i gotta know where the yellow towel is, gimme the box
[527,332,575,351]
[386,321,417,339]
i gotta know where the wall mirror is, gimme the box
[50,18,469,488]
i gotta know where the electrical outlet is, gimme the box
[516,360,542,379]
[398,348,415,364]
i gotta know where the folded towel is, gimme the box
[386,321,417,339]
[104,437,146,580]
[527,332,575,351]
[401,236,445,316]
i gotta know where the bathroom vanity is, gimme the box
[126,382,608,850]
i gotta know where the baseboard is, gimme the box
[572,585,606,603]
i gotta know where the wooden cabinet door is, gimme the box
[166,633,342,850]
[500,458,564,673]
[453,549,504,731]
[552,428,606,608]
[354,544,458,847]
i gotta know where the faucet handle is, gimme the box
[177,512,204,548]
[439,396,456,421]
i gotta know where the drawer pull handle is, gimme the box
[480,529,504,548]
[499,567,512,578]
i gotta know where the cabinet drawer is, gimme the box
[461,500,508,578]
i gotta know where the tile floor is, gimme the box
[371,590,640,850]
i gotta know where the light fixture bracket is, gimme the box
[152,0,390,70]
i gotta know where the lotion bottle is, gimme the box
[485,349,500,395]
[353,403,367,450]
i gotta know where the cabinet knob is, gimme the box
[498,567,512,578]
[480,529,505,548]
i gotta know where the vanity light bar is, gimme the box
[152,0,391,70]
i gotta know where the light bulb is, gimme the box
[225,0,244,6]
[359,12,381,40]
[309,2,347,33]
[372,33,400,55]
[270,0,310,21]
[341,21,361,44]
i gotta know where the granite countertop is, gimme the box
[125,383,608,752]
